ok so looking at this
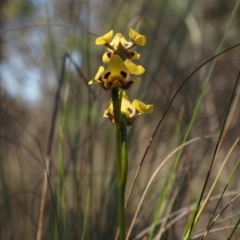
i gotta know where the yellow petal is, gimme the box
[120,92,132,117]
[119,35,132,47]
[132,51,140,59]
[95,30,113,45]
[89,66,105,85]
[124,59,145,75]
[122,91,130,100]
[103,99,113,117]
[101,55,130,78]
[95,66,105,79]
[110,33,122,49]
[129,28,146,46]
[110,33,132,49]
[102,52,111,63]
[88,80,95,85]
[132,100,154,114]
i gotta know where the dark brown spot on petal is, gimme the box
[120,71,127,78]
[127,108,133,114]
[129,51,135,57]
[104,72,111,79]
[107,52,111,58]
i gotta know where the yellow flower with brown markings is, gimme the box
[88,55,145,90]
[104,91,153,125]
[95,28,146,63]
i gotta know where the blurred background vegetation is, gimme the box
[1,0,240,239]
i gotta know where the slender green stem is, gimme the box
[112,88,122,180]
[118,185,125,240]
[112,88,128,240]
[120,117,128,188]
[119,117,128,240]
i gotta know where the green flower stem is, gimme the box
[112,88,122,179]
[112,88,128,240]
[119,116,128,240]
[120,116,128,188]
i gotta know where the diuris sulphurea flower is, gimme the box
[88,55,144,90]
[95,28,146,63]
[103,91,153,125]
[89,28,152,240]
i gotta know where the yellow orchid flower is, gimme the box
[103,91,153,125]
[88,55,144,90]
[95,28,146,62]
